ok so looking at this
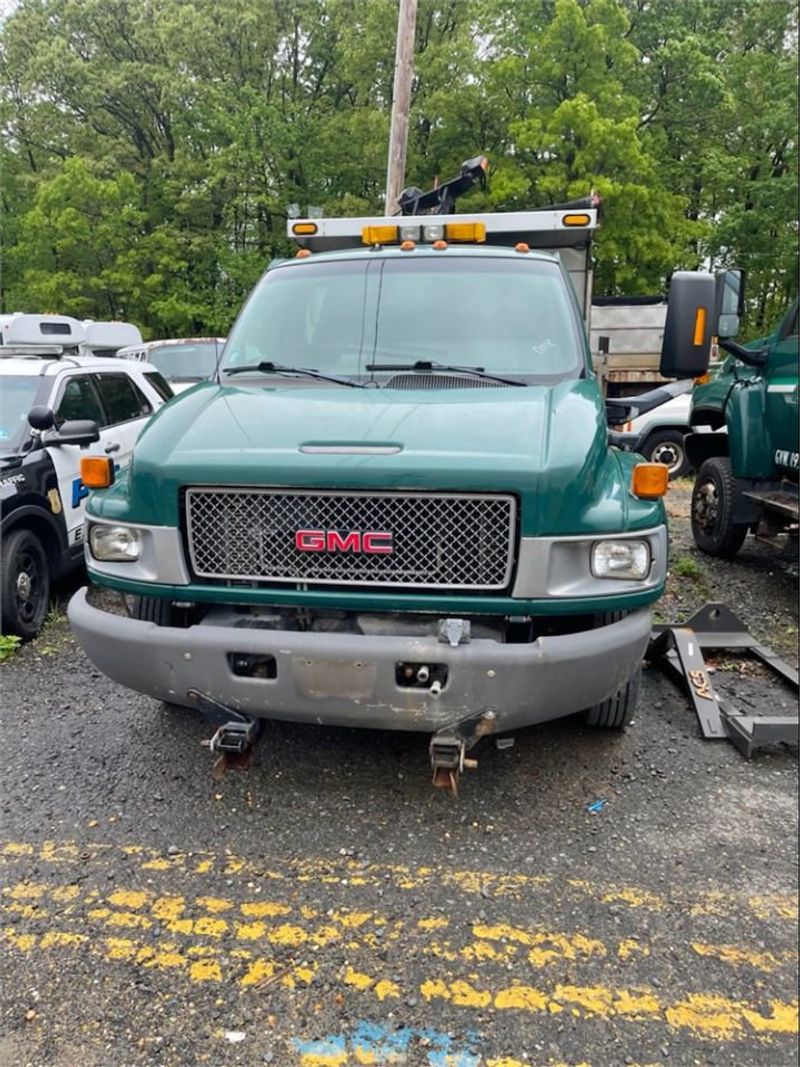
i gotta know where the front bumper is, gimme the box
[69,588,651,733]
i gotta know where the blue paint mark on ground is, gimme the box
[293,1020,482,1065]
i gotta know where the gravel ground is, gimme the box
[0,484,797,1067]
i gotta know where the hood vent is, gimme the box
[384,373,503,390]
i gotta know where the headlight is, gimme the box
[89,524,140,561]
[592,539,650,580]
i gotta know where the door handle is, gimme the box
[104,443,121,454]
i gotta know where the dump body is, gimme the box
[589,299,669,397]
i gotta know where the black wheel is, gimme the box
[642,429,690,479]
[583,668,640,730]
[691,457,748,557]
[1,528,51,639]
[132,596,176,625]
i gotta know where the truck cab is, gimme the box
[68,167,682,781]
[685,289,798,557]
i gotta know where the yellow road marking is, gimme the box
[1,877,796,980]
[692,941,798,973]
[2,919,796,1040]
[2,839,798,1048]
[2,839,796,923]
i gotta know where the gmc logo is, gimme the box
[295,530,394,555]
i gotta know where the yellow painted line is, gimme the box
[419,976,798,1039]
[3,919,797,1042]
[2,839,796,924]
[1,878,797,982]
[692,941,798,974]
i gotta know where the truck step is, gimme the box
[742,489,799,520]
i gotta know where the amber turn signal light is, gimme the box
[631,463,669,499]
[80,456,115,489]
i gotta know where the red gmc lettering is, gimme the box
[295,530,326,551]
[362,531,394,554]
[294,530,394,555]
[327,530,361,553]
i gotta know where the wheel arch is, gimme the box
[685,432,729,469]
[2,508,72,579]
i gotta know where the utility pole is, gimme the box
[385,0,417,216]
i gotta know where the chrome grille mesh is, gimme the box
[185,488,516,590]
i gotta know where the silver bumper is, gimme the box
[68,588,651,733]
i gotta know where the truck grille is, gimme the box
[185,488,516,590]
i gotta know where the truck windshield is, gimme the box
[0,376,42,451]
[222,257,583,380]
[149,342,220,381]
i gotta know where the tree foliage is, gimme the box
[1,0,796,337]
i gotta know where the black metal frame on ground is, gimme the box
[646,602,799,758]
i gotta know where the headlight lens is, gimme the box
[592,539,650,580]
[89,524,140,561]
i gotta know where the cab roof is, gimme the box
[0,355,152,377]
[271,243,562,269]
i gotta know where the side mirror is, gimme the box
[714,269,746,339]
[660,272,715,379]
[44,420,101,447]
[28,406,55,431]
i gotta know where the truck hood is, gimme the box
[101,380,660,536]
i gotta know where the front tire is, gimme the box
[1,528,51,639]
[642,429,690,479]
[582,668,640,729]
[691,457,748,557]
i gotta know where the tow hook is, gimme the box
[187,690,262,779]
[430,710,496,795]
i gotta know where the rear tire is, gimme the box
[1,528,51,639]
[691,457,748,557]
[583,668,640,729]
[641,429,690,479]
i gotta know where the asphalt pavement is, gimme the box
[1,488,797,1067]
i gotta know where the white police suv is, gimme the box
[1,314,173,637]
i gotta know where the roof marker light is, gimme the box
[431,240,448,251]
[295,248,312,258]
[444,222,486,243]
[400,240,416,251]
[362,225,399,245]
[515,242,530,253]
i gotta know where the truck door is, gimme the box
[765,303,799,474]
[91,372,154,470]
[49,373,114,549]
[49,371,154,548]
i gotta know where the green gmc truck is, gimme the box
[67,163,714,783]
[685,281,799,558]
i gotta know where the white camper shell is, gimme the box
[0,314,143,359]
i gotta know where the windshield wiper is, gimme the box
[223,361,366,388]
[365,360,527,387]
